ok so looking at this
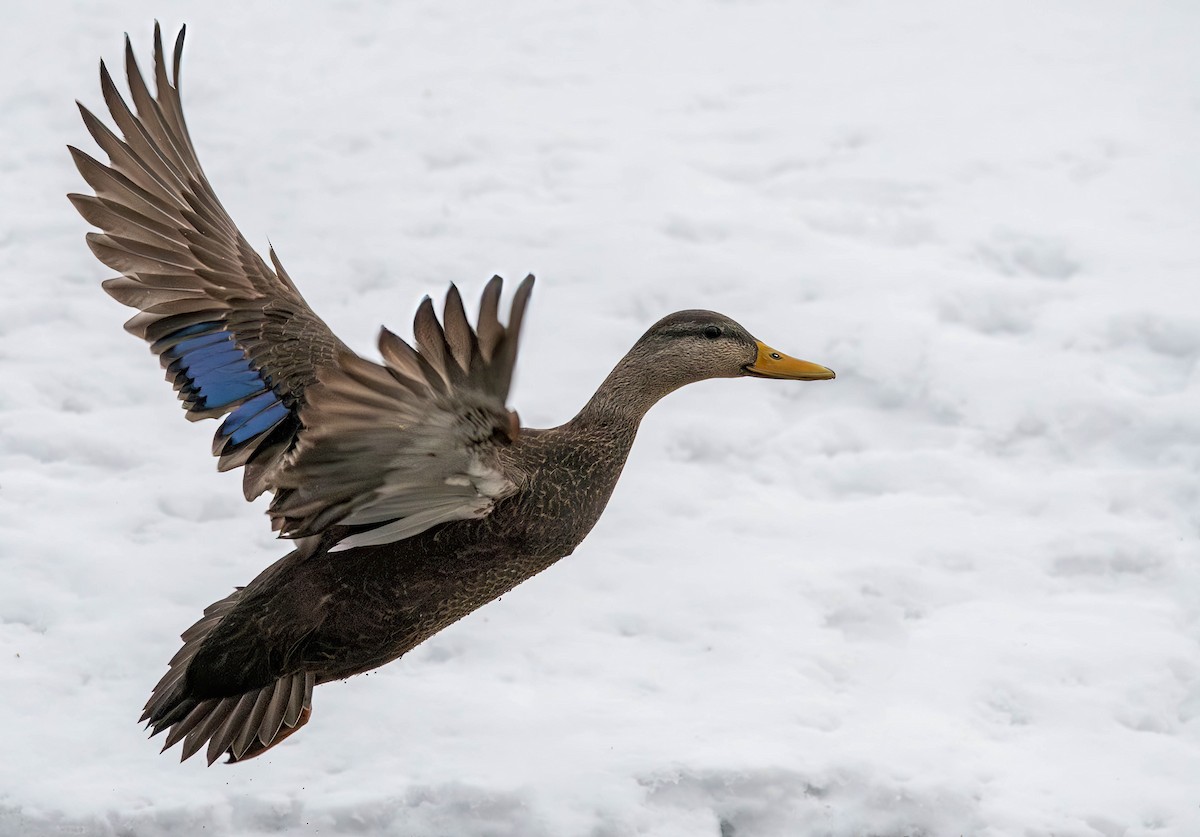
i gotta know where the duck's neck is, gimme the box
[516,351,690,556]
[568,350,683,432]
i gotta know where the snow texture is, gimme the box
[2,1,1199,835]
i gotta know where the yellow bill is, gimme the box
[744,341,835,380]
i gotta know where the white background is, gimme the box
[1,1,1198,834]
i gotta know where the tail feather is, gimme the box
[142,588,242,726]
[228,700,312,763]
[230,686,274,758]
[180,698,234,762]
[210,691,257,761]
[144,587,316,764]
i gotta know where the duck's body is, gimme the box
[71,26,833,765]
[186,418,636,703]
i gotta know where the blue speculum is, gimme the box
[158,322,289,446]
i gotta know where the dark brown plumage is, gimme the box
[71,25,835,765]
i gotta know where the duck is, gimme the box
[69,25,835,766]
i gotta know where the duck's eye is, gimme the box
[703,326,722,340]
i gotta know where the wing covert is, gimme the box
[270,276,535,551]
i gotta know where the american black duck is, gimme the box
[70,25,835,765]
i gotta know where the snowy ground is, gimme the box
[2,1,1199,834]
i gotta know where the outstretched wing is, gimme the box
[271,275,535,551]
[69,24,345,500]
[73,26,537,550]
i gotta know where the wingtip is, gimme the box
[152,21,165,61]
[515,273,536,300]
[168,24,188,86]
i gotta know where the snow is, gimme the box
[2,1,1199,834]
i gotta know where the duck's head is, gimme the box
[628,309,835,388]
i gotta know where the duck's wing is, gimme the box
[270,276,535,551]
[71,26,535,551]
[69,24,347,501]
